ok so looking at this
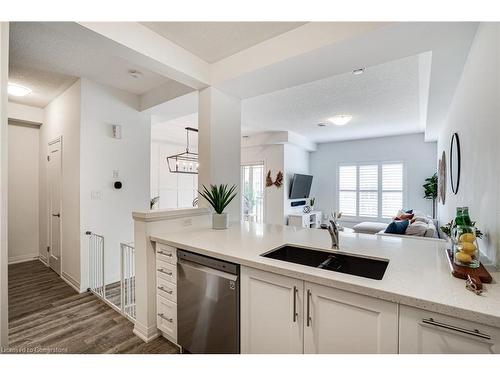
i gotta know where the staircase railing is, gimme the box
[120,242,136,321]
[86,232,136,322]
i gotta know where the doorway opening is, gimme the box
[241,163,264,224]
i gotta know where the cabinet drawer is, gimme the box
[157,296,177,341]
[157,279,177,303]
[399,305,500,354]
[156,243,177,264]
[157,260,176,284]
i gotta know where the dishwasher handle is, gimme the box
[178,258,239,282]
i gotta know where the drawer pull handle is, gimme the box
[158,251,173,257]
[421,318,491,340]
[158,286,173,294]
[157,268,173,276]
[157,313,173,323]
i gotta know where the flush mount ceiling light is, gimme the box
[328,115,353,126]
[8,83,32,97]
[129,70,143,79]
[352,68,365,75]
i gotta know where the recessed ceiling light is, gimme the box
[8,83,32,97]
[317,122,328,127]
[129,70,143,79]
[328,115,353,126]
[352,68,365,75]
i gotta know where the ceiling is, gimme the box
[140,22,306,63]
[242,54,426,144]
[151,113,198,146]
[9,22,174,107]
[8,64,77,108]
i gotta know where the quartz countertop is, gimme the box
[150,222,500,328]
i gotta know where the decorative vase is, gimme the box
[212,213,229,230]
[452,207,480,269]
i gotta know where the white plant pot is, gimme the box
[212,213,229,230]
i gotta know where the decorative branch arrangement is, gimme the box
[266,170,284,188]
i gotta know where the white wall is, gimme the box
[8,123,39,264]
[80,79,150,286]
[310,133,437,224]
[8,102,44,124]
[437,23,500,266]
[40,79,81,289]
[284,143,310,218]
[150,141,198,209]
[241,141,311,225]
[0,21,9,348]
[242,144,285,225]
[198,87,241,220]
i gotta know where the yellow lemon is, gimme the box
[455,251,472,263]
[459,233,476,243]
[460,242,477,254]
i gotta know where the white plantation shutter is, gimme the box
[338,166,357,216]
[359,165,378,217]
[338,162,404,219]
[382,163,403,218]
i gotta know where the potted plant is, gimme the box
[199,184,237,229]
[423,173,438,218]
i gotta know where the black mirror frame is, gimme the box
[450,132,461,195]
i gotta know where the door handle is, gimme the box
[421,318,491,340]
[52,213,60,218]
[157,268,173,276]
[293,286,298,322]
[306,289,312,327]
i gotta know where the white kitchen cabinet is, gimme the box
[399,305,500,354]
[304,281,398,353]
[241,266,398,354]
[241,267,304,354]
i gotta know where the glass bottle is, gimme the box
[453,206,479,268]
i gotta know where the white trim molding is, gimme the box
[133,321,160,343]
[132,207,210,223]
[8,253,39,265]
[61,271,81,293]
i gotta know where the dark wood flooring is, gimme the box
[7,260,179,354]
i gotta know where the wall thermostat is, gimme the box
[113,181,123,190]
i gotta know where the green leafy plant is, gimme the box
[440,220,484,239]
[199,184,237,214]
[310,197,315,207]
[423,173,438,218]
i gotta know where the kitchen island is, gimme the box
[133,211,500,353]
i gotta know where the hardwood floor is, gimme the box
[7,260,179,354]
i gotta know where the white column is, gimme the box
[0,22,9,348]
[198,87,241,220]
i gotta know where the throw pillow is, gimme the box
[385,220,409,234]
[405,221,428,236]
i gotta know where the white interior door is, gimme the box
[48,139,62,275]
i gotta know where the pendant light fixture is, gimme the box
[166,127,199,174]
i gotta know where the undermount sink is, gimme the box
[261,245,388,280]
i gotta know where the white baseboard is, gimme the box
[8,253,39,265]
[38,254,48,266]
[61,271,81,293]
[133,321,160,343]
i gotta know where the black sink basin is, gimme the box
[261,245,388,280]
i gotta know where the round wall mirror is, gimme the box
[450,133,461,194]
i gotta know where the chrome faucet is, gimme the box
[327,219,339,249]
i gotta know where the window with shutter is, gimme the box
[337,162,404,220]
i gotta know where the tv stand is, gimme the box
[288,210,322,229]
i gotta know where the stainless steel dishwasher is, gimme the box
[177,249,240,354]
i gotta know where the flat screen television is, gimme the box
[289,174,313,199]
